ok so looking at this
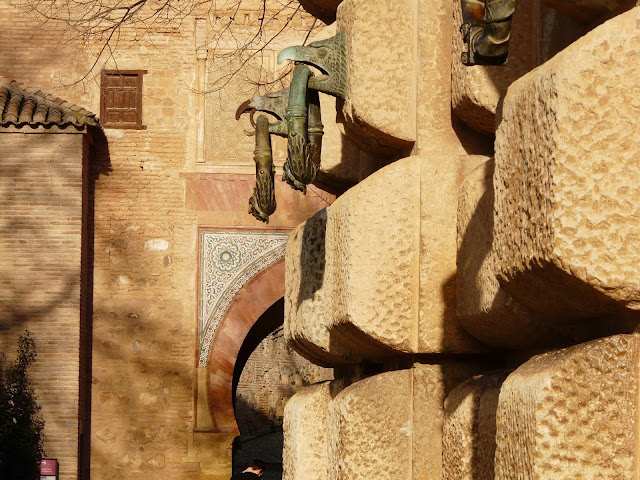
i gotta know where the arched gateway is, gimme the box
[206,260,285,432]
[194,229,330,479]
[196,229,289,433]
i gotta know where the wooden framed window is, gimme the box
[100,70,147,129]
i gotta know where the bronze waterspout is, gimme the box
[237,64,326,217]
[235,89,290,138]
[283,65,318,193]
[277,31,347,99]
[307,89,323,171]
[460,0,518,65]
[248,114,276,223]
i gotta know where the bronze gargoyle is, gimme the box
[235,88,289,138]
[283,65,322,193]
[460,0,518,66]
[277,31,347,99]
[248,114,276,223]
[237,77,325,221]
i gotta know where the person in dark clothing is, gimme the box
[230,458,265,479]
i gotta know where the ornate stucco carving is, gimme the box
[199,230,289,366]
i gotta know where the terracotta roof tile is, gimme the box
[0,76,98,128]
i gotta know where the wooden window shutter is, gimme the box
[100,70,147,129]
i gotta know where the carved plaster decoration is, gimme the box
[199,230,289,367]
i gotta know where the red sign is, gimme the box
[40,459,57,475]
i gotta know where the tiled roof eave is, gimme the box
[0,76,99,128]
[0,121,88,131]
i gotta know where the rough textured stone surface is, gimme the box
[419,156,485,353]
[452,0,540,135]
[336,0,416,153]
[416,0,462,155]
[327,363,488,480]
[329,156,482,356]
[495,334,639,479]
[310,24,387,192]
[286,155,484,361]
[285,212,355,366]
[412,362,491,480]
[457,158,567,349]
[328,370,412,480]
[495,7,640,321]
[317,89,387,191]
[328,157,420,355]
[283,381,333,480]
[458,158,632,348]
[443,372,509,480]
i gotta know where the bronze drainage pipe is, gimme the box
[248,114,276,223]
[283,65,317,193]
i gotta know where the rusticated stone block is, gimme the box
[285,212,355,366]
[328,363,485,480]
[412,362,491,480]
[458,159,631,348]
[327,156,482,356]
[495,334,639,479]
[336,0,416,153]
[457,158,569,349]
[418,156,487,353]
[443,371,509,480]
[309,24,387,192]
[327,157,420,355]
[283,382,333,480]
[286,155,485,362]
[452,0,540,135]
[328,370,411,480]
[317,88,386,191]
[494,8,640,321]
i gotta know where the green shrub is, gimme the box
[0,330,45,480]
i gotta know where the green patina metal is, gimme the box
[235,89,290,137]
[307,89,323,172]
[460,0,518,66]
[277,31,347,99]
[237,79,325,219]
[248,115,276,223]
[238,32,344,219]
[283,65,318,193]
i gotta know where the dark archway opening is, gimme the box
[231,298,331,480]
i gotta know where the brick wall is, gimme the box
[0,129,85,479]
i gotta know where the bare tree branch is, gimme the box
[17,0,322,92]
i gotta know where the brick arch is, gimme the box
[206,259,285,433]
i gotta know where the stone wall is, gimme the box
[4,0,640,479]
[280,2,640,480]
